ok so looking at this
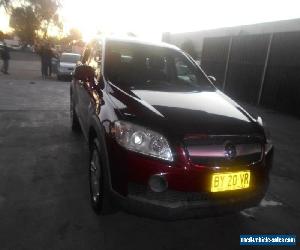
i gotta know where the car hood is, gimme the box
[108,85,261,138]
[60,62,76,68]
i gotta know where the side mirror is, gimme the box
[73,65,95,82]
[208,75,217,82]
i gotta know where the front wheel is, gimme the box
[89,139,114,214]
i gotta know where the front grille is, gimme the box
[184,135,263,166]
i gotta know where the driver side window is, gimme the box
[175,58,197,83]
[90,46,102,81]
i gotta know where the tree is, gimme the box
[29,0,62,38]
[58,28,82,49]
[9,6,39,45]
[0,0,11,11]
[181,40,198,59]
[0,30,4,41]
[8,0,62,44]
[69,28,82,41]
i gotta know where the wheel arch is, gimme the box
[88,115,114,192]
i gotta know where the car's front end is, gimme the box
[119,136,272,218]
[104,102,273,219]
[57,62,76,78]
[57,53,81,80]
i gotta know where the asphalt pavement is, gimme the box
[0,52,299,250]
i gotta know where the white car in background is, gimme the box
[57,53,81,80]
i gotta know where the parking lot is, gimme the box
[0,52,299,249]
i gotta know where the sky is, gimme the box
[1,0,300,41]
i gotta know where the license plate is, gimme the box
[211,171,251,192]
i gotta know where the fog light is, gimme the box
[148,174,168,192]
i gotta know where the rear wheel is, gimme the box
[89,138,114,214]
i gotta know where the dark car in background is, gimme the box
[70,37,273,219]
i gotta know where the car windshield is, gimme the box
[104,41,214,92]
[60,54,80,63]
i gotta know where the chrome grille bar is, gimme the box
[187,143,262,158]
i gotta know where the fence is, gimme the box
[201,31,300,117]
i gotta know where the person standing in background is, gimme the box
[45,43,54,77]
[39,43,54,79]
[39,43,48,79]
[1,42,10,74]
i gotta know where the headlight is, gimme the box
[113,121,173,162]
[257,116,273,154]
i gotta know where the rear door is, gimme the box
[76,47,92,134]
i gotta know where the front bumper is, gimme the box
[57,69,74,76]
[107,141,273,219]
[111,181,268,220]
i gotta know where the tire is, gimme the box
[70,97,81,132]
[89,138,114,214]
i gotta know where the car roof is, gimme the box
[103,36,180,51]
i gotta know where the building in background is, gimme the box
[163,18,300,117]
[163,18,300,58]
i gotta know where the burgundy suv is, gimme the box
[70,37,273,219]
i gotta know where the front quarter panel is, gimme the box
[87,81,126,194]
